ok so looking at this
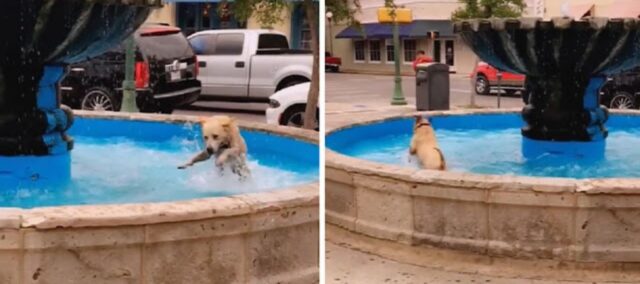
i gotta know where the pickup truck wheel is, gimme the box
[609,92,635,109]
[81,87,119,112]
[475,75,490,96]
[280,104,315,128]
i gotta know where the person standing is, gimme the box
[412,50,433,72]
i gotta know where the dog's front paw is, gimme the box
[215,157,226,167]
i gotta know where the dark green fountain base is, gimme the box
[455,17,640,149]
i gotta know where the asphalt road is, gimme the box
[326,72,524,112]
[175,72,524,123]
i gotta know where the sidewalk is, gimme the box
[326,225,640,284]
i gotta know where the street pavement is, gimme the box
[325,72,524,129]
[326,72,522,111]
[326,241,633,284]
[326,225,640,284]
[175,72,521,124]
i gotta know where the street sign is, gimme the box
[377,7,412,24]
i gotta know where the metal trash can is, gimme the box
[415,63,450,111]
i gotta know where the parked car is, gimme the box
[599,67,640,109]
[59,25,201,113]
[472,61,525,96]
[266,82,318,130]
[188,29,312,101]
[326,52,341,72]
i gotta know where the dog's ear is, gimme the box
[415,115,424,124]
[217,116,233,127]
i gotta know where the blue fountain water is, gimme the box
[327,113,640,179]
[0,118,318,208]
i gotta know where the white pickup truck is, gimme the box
[187,29,312,100]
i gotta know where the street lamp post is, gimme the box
[121,35,138,112]
[326,11,334,55]
[378,7,411,106]
[390,19,407,105]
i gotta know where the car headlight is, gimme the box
[269,99,280,108]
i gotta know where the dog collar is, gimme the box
[415,122,431,128]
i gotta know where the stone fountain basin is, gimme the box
[326,108,640,263]
[0,111,318,283]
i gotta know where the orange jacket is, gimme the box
[412,56,433,71]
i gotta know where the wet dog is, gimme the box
[178,115,250,180]
[409,116,446,170]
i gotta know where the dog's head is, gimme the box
[201,116,236,154]
[414,115,432,129]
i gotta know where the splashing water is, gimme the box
[0,135,317,208]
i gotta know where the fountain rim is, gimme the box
[0,111,318,230]
[326,108,640,195]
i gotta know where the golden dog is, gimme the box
[178,115,250,180]
[409,116,446,170]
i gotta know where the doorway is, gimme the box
[445,40,454,66]
[433,40,441,63]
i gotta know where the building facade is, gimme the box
[327,0,478,75]
[146,1,316,50]
[327,0,640,76]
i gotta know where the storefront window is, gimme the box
[300,16,312,50]
[403,39,417,62]
[385,39,395,63]
[177,3,244,36]
[354,40,365,62]
[369,40,381,62]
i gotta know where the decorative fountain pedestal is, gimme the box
[455,17,640,159]
[0,1,156,185]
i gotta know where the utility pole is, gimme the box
[390,19,407,105]
[470,57,478,107]
[121,36,138,112]
[379,7,411,106]
[326,12,334,54]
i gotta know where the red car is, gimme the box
[471,61,526,96]
[326,52,341,73]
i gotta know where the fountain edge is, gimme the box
[326,108,640,195]
[0,111,319,230]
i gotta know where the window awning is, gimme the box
[335,20,453,39]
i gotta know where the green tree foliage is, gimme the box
[452,0,526,20]
[230,0,289,29]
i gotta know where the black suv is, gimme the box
[599,67,640,109]
[60,25,201,113]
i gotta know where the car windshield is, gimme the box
[137,32,194,59]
